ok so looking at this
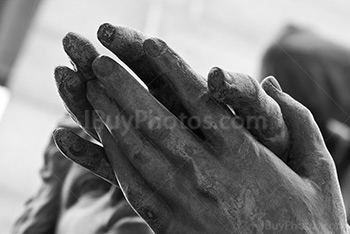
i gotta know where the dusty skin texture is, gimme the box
[54,24,350,233]
[208,67,290,161]
[56,33,100,140]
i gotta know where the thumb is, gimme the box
[262,76,336,183]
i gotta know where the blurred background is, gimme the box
[0,0,349,232]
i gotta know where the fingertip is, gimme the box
[208,67,225,84]
[62,32,99,80]
[143,37,166,57]
[52,127,71,149]
[261,77,291,117]
[54,127,77,154]
[54,66,71,82]
[54,66,80,88]
[97,23,116,45]
[261,77,293,113]
[53,127,87,158]
[262,76,322,144]
[52,127,65,143]
[260,76,286,110]
[207,67,227,94]
[63,32,98,56]
[62,32,88,56]
[62,32,77,50]
[54,66,66,85]
[98,24,145,62]
[55,67,85,101]
[53,127,118,186]
[261,76,282,94]
[207,67,236,105]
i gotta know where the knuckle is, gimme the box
[196,178,220,202]
[123,187,170,233]
[317,155,337,178]
[137,203,170,233]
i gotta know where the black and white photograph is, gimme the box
[1,0,350,233]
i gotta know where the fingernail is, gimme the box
[207,67,232,102]
[53,128,64,144]
[53,128,86,158]
[55,128,88,157]
[92,55,115,77]
[267,76,282,91]
[62,32,78,53]
[55,67,85,100]
[98,23,116,45]
[143,38,166,57]
[208,67,226,88]
[55,67,81,89]
[54,66,66,84]
[63,32,94,56]
[62,33,99,82]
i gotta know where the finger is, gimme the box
[263,76,336,181]
[54,66,98,140]
[92,55,213,159]
[91,55,220,182]
[88,106,212,233]
[94,121,171,233]
[53,128,118,187]
[208,67,290,162]
[97,24,152,85]
[143,37,236,146]
[97,24,197,136]
[87,80,188,197]
[62,32,99,81]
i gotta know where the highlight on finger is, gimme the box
[54,66,98,140]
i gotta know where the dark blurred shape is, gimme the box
[0,0,42,86]
[261,24,350,221]
[261,25,350,136]
[261,24,350,167]
[12,116,153,234]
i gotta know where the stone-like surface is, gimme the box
[1,0,350,232]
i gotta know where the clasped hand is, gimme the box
[53,23,348,234]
